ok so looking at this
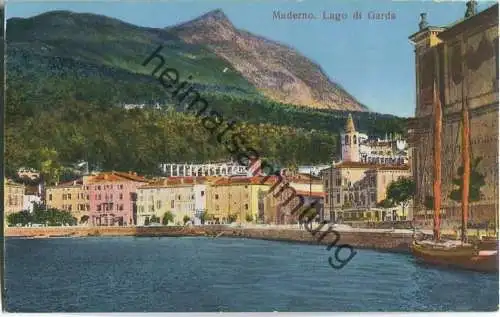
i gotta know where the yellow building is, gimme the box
[46,179,90,224]
[205,176,271,224]
[4,179,25,220]
[137,177,206,225]
[408,2,498,228]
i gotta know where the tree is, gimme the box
[386,177,416,219]
[6,210,31,226]
[183,215,191,225]
[80,215,90,224]
[227,214,238,223]
[162,211,174,225]
[245,213,254,223]
[201,213,214,224]
[449,156,486,203]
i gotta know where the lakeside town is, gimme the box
[5,115,417,229]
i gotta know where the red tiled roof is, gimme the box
[57,178,83,187]
[87,171,148,184]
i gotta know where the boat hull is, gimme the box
[411,241,498,273]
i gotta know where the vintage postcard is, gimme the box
[2,0,498,313]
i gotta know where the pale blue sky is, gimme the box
[5,0,497,117]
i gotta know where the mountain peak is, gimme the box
[172,9,233,30]
[201,9,229,22]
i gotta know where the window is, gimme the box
[49,194,52,201]
[120,185,123,189]
[345,135,349,145]
[215,194,219,200]
[191,195,195,200]
[98,186,101,190]
[171,200,174,208]
[353,135,357,144]
[98,194,101,200]
[119,193,123,200]
[336,194,341,204]
[110,194,113,200]
[325,180,329,188]
[201,191,205,197]
[86,195,89,200]
[97,205,102,211]
[326,195,329,204]
[245,204,248,210]
[62,194,66,200]
[157,200,161,209]
[177,195,181,200]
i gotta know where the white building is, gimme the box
[341,114,408,165]
[23,195,41,213]
[193,184,207,225]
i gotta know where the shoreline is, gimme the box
[6,225,497,255]
[5,225,414,253]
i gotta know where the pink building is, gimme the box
[84,172,149,226]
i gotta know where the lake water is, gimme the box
[4,237,498,312]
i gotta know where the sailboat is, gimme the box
[411,76,498,272]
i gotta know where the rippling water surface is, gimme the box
[4,237,498,312]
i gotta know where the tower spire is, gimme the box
[345,114,356,133]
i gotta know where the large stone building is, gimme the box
[322,162,411,222]
[408,2,498,228]
[205,176,271,224]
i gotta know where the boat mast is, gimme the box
[433,79,442,241]
[461,71,470,244]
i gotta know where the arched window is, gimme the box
[345,135,349,145]
[353,135,357,144]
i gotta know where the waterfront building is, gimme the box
[46,178,89,224]
[137,177,206,226]
[408,2,498,229]
[193,183,207,225]
[85,171,148,226]
[263,173,325,224]
[205,176,271,224]
[4,179,25,219]
[321,162,411,222]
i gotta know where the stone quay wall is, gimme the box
[4,225,414,253]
